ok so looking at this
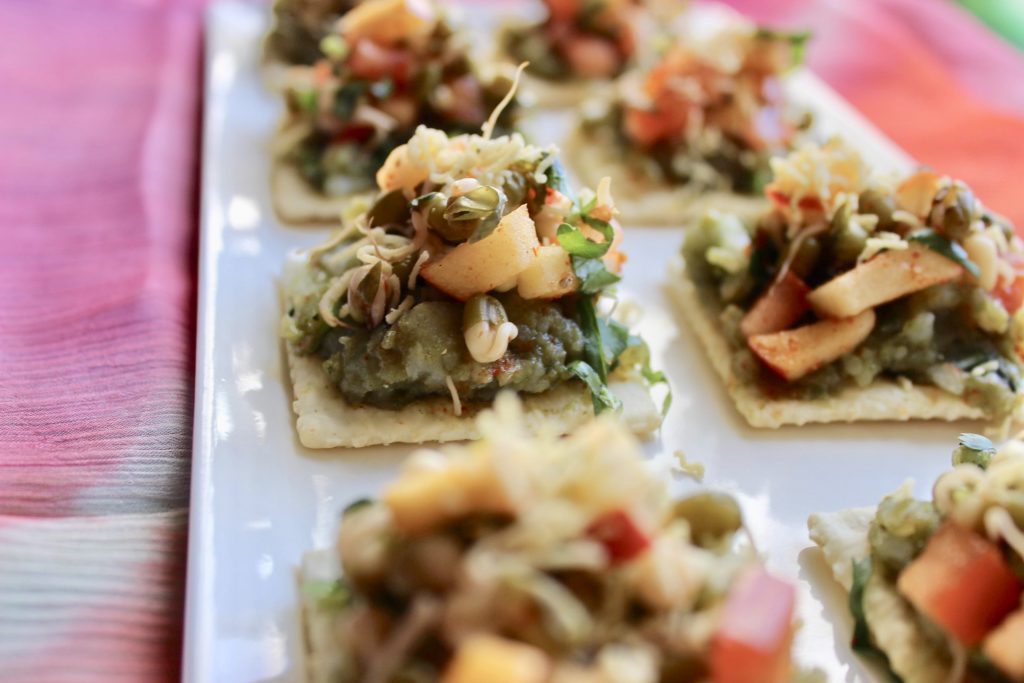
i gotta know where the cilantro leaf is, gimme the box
[908,229,980,278]
[557,222,611,259]
[568,361,621,413]
[573,255,621,294]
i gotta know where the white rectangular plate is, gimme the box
[184,3,979,681]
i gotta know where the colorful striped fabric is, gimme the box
[1,0,1022,681]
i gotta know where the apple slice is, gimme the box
[740,272,811,338]
[984,607,1024,680]
[807,244,962,319]
[516,245,577,299]
[748,309,875,382]
[895,170,943,217]
[421,205,540,301]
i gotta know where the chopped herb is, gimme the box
[545,157,574,200]
[557,218,614,259]
[573,256,621,294]
[849,559,903,682]
[568,360,621,413]
[293,89,319,115]
[908,229,980,278]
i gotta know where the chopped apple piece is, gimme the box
[421,205,541,301]
[984,607,1024,681]
[442,635,550,683]
[895,170,943,217]
[340,0,436,47]
[740,272,811,338]
[517,245,577,299]
[748,309,875,382]
[384,452,513,535]
[375,144,429,192]
[807,244,962,319]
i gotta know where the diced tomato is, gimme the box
[623,106,686,148]
[740,271,810,338]
[562,33,622,79]
[710,567,795,683]
[347,39,412,83]
[765,188,823,213]
[897,522,1022,646]
[585,509,650,563]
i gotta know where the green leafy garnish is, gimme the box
[908,228,980,278]
[557,221,613,259]
[568,360,622,413]
[545,158,574,200]
[574,257,621,294]
[953,433,996,469]
[755,28,812,69]
[849,559,903,682]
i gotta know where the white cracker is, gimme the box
[809,507,951,683]
[287,347,659,448]
[807,507,874,592]
[667,258,986,427]
[272,161,373,226]
[564,127,771,227]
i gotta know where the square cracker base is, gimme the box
[666,258,985,428]
[287,347,661,448]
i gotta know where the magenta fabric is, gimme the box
[1,0,1023,681]
[0,0,204,679]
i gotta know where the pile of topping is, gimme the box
[305,394,801,683]
[584,23,809,193]
[504,0,640,81]
[278,0,517,196]
[683,139,1024,420]
[282,123,666,413]
[852,434,1024,681]
[266,0,362,66]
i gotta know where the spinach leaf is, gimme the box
[849,559,903,682]
[908,228,980,278]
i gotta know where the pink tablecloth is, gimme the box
[1,0,1023,681]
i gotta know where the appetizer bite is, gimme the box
[280,116,666,447]
[672,139,1024,428]
[571,22,809,224]
[809,434,1024,682]
[501,0,642,106]
[272,0,518,223]
[265,0,361,68]
[301,394,803,683]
